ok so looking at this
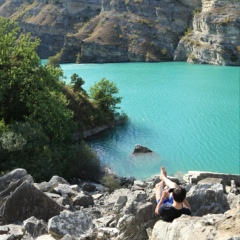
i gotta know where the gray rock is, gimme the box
[117,202,156,240]
[97,227,119,239]
[34,181,58,193]
[187,178,229,216]
[93,215,115,228]
[150,207,240,240]
[44,192,62,200]
[0,168,33,208]
[0,226,9,234]
[183,171,240,187]
[49,176,70,186]
[56,195,73,208]
[61,234,73,240]
[35,234,56,240]
[134,180,148,188]
[113,195,127,212]
[0,234,14,240]
[1,181,64,224]
[22,216,48,238]
[0,224,24,240]
[134,190,148,202]
[230,180,239,195]
[105,188,131,206]
[69,184,79,192]
[120,176,135,187]
[73,192,94,208]
[82,182,96,192]
[53,184,77,198]
[0,169,33,192]
[48,210,93,239]
[227,192,239,209]
[92,193,103,200]
[35,176,70,194]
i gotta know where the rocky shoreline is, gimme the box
[0,168,239,240]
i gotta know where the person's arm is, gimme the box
[183,198,191,210]
[155,190,168,214]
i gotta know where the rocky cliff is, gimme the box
[0,0,239,65]
[174,0,240,66]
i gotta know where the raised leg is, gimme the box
[155,180,164,202]
[160,166,178,189]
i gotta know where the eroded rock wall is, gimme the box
[174,0,240,65]
[0,0,101,58]
[0,0,238,65]
[78,0,202,63]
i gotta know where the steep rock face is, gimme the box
[73,0,202,63]
[0,0,101,58]
[0,0,238,65]
[174,0,240,65]
[0,0,201,63]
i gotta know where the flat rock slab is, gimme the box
[0,226,9,234]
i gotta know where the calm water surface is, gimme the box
[58,62,239,179]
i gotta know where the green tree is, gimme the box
[0,17,75,142]
[0,18,118,182]
[70,73,87,94]
[89,78,122,121]
[0,18,40,123]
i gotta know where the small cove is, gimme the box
[54,61,239,179]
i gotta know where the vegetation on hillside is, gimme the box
[0,17,126,182]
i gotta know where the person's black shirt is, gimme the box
[158,203,191,222]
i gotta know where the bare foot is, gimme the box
[160,166,167,180]
[162,166,167,177]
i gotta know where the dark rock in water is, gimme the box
[133,144,153,154]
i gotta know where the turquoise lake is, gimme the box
[57,61,239,179]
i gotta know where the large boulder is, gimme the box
[103,188,157,240]
[1,181,64,224]
[34,175,70,193]
[0,168,33,207]
[53,184,77,198]
[186,178,229,216]
[183,171,240,187]
[150,206,240,240]
[48,210,94,239]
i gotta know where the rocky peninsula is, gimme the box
[0,0,239,66]
[0,168,239,240]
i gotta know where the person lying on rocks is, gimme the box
[155,166,191,222]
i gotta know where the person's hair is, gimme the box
[172,186,186,203]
